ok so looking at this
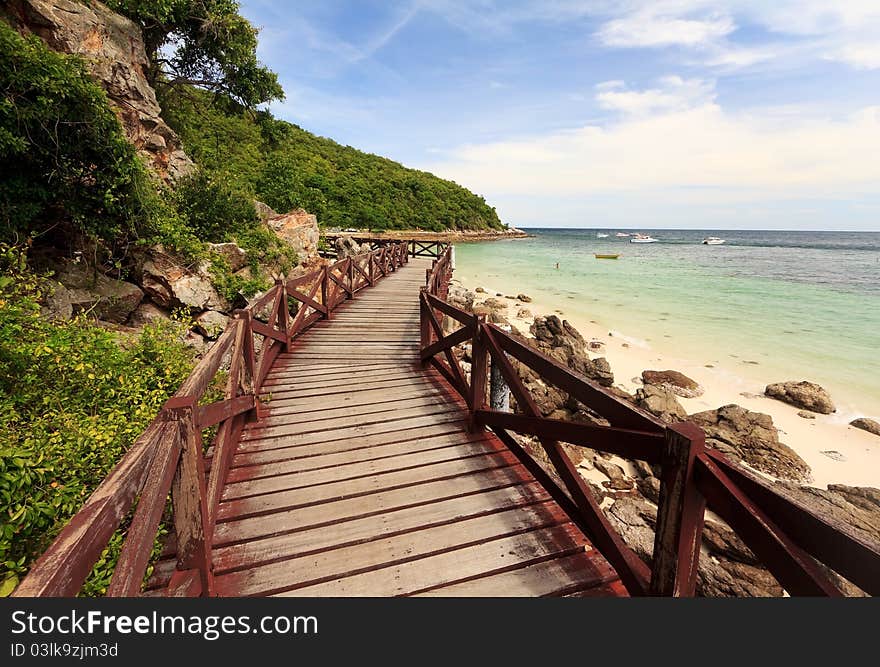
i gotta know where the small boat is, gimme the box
[629,233,658,243]
[595,253,620,259]
[597,233,609,238]
[702,236,725,245]
[615,232,630,237]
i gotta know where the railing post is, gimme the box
[468,318,489,432]
[650,422,707,596]
[166,397,213,596]
[275,278,290,351]
[322,264,331,320]
[419,289,432,359]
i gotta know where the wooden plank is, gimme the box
[215,502,574,596]
[414,551,617,597]
[257,376,437,401]
[224,438,508,500]
[231,421,472,468]
[272,523,587,597]
[218,450,522,522]
[214,482,553,574]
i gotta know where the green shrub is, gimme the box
[0,245,196,595]
[174,170,259,242]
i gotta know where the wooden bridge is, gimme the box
[14,242,879,597]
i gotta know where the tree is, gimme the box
[106,0,283,108]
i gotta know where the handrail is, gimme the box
[14,241,410,597]
[420,246,879,597]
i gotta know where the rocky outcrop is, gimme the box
[208,243,248,273]
[194,310,229,340]
[530,315,614,387]
[850,418,880,437]
[689,404,811,483]
[268,209,319,261]
[765,380,835,414]
[133,249,227,312]
[4,0,193,181]
[43,259,143,324]
[334,236,368,258]
[641,369,704,398]
[634,384,688,424]
[447,284,475,314]
[698,520,784,597]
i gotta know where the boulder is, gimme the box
[515,308,532,319]
[127,302,170,328]
[642,369,704,398]
[334,236,367,258]
[774,483,880,547]
[850,418,880,437]
[689,404,811,483]
[765,380,835,414]
[634,384,688,424]
[481,297,507,311]
[134,250,227,312]
[4,0,193,181]
[43,260,143,323]
[208,242,248,272]
[253,200,278,222]
[797,410,817,420]
[267,209,319,260]
[194,310,229,340]
[447,284,475,313]
[526,315,615,388]
[516,293,532,303]
[475,287,486,293]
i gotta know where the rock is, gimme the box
[634,384,688,424]
[181,329,208,355]
[253,200,277,222]
[605,496,656,564]
[481,297,507,311]
[797,410,816,420]
[689,404,811,483]
[5,0,193,181]
[765,380,835,414]
[133,249,227,312]
[194,310,229,340]
[208,242,248,272]
[43,260,143,323]
[515,308,532,319]
[475,287,486,293]
[267,209,320,260]
[588,339,605,352]
[641,369,704,398]
[334,235,367,258]
[820,450,846,462]
[528,315,614,388]
[850,418,880,437]
[740,392,763,399]
[447,284,475,313]
[127,302,169,328]
[516,293,532,303]
[504,295,516,300]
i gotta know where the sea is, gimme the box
[454,229,880,418]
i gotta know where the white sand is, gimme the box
[456,276,880,489]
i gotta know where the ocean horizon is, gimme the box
[455,227,880,418]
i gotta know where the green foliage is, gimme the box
[105,0,283,109]
[0,245,195,595]
[175,170,258,242]
[162,88,505,232]
[0,23,158,247]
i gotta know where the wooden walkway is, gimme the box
[211,258,624,597]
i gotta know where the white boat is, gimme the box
[702,236,725,245]
[615,232,630,237]
[597,233,609,238]
[629,233,658,244]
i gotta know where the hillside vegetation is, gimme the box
[162,88,503,233]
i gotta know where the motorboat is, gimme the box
[597,233,609,238]
[594,253,620,259]
[702,236,726,245]
[615,232,630,237]
[629,233,658,243]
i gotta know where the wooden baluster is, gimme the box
[650,422,707,596]
[166,398,213,596]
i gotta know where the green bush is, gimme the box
[0,245,196,596]
[175,170,259,242]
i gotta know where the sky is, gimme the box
[238,1,880,230]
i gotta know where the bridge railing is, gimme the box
[321,234,448,260]
[14,242,409,597]
[420,247,879,597]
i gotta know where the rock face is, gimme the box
[765,380,835,414]
[127,302,169,328]
[43,260,143,323]
[4,0,193,181]
[634,384,688,424]
[689,404,811,483]
[642,369,704,398]
[134,250,227,312]
[268,209,319,260]
[850,418,880,437]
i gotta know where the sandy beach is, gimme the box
[455,273,880,489]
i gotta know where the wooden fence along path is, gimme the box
[13,242,879,597]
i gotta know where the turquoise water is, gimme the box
[455,229,880,417]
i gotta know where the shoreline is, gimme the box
[322,227,531,242]
[454,272,880,489]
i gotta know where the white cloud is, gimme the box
[830,43,880,70]
[597,10,735,48]
[595,76,715,115]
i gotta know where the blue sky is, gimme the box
[239,1,880,230]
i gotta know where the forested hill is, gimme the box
[162,89,504,233]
